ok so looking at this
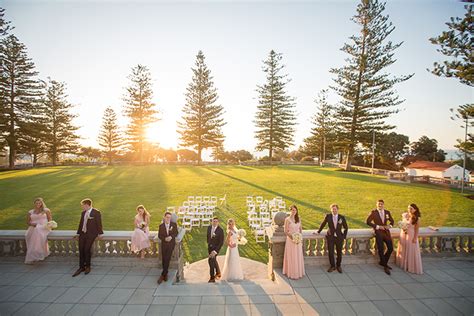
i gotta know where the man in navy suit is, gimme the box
[366,199,394,275]
[207,217,224,283]
[73,198,103,277]
[316,204,348,273]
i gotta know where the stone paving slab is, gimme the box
[0,259,473,315]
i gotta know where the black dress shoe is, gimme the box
[379,262,392,269]
[208,278,216,283]
[72,268,85,277]
[336,266,342,273]
[215,273,221,280]
[384,267,391,275]
[327,266,336,273]
[84,266,91,275]
[157,275,164,284]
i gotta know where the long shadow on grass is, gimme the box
[206,167,367,227]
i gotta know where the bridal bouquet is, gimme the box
[139,221,146,230]
[46,220,58,230]
[292,232,303,244]
[237,229,248,245]
[238,229,247,237]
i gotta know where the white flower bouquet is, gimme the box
[46,220,58,230]
[292,232,303,244]
[237,229,248,245]
[398,220,408,233]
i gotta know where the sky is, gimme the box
[1,0,472,159]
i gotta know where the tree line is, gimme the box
[0,1,472,170]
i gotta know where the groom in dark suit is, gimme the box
[366,199,395,275]
[73,198,103,277]
[207,217,224,283]
[158,212,178,284]
[316,204,348,273]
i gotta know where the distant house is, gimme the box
[404,161,470,181]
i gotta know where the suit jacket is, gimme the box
[366,209,394,232]
[207,225,224,254]
[77,208,103,237]
[317,213,348,239]
[158,222,179,247]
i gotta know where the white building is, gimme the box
[404,161,470,181]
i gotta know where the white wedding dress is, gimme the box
[221,229,244,281]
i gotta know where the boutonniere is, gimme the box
[211,232,216,238]
[338,219,343,224]
[88,217,94,220]
[169,226,173,231]
[385,214,389,219]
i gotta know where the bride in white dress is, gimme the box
[221,218,244,281]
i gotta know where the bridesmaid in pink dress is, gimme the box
[283,205,305,279]
[396,204,423,274]
[25,198,52,264]
[131,205,151,258]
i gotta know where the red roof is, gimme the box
[405,161,453,171]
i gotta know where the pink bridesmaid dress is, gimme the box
[396,215,423,274]
[131,215,151,253]
[25,210,50,264]
[283,219,305,279]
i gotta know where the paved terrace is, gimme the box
[0,257,473,316]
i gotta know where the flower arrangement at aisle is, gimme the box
[292,232,303,244]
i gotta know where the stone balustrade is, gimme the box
[268,222,474,280]
[0,229,186,281]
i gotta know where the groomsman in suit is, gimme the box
[207,217,224,283]
[158,212,178,284]
[366,199,394,275]
[316,204,348,273]
[73,198,103,277]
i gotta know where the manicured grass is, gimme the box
[0,165,473,263]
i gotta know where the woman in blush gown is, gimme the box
[283,205,305,279]
[221,218,244,281]
[396,204,423,274]
[25,198,52,264]
[131,205,151,259]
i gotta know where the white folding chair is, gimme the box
[260,211,270,219]
[188,196,195,203]
[262,218,272,227]
[166,206,175,213]
[246,196,254,204]
[182,217,192,231]
[255,229,266,243]
[191,217,200,228]
[210,196,218,206]
[195,196,203,204]
[256,196,263,204]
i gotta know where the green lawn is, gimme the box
[1,165,473,263]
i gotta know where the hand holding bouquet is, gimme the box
[292,232,303,244]
[46,220,58,230]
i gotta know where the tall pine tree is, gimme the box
[42,78,79,165]
[303,89,337,163]
[330,0,412,170]
[0,34,41,168]
[429,4,473,87]
[178,51,225,164]
[122,64,158,162]
[254,50,296,162]
[0,7,13,156]
[98,106,123,163]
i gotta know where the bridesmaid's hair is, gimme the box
[136,205,150,222]
[290,205,300,224]
[409,203,421,225]
[34,197,46,213]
